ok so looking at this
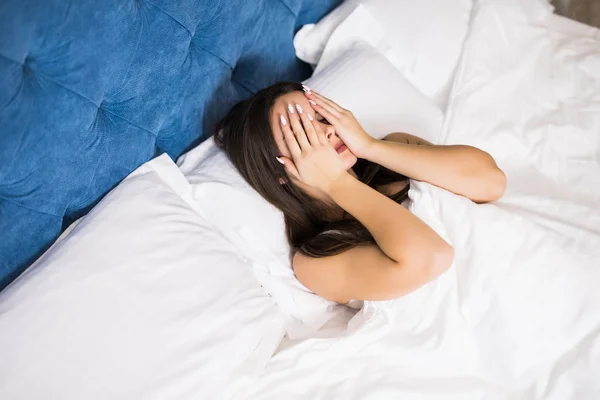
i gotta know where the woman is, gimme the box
[215,82,506,304]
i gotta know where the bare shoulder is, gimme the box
[383,132,433,146]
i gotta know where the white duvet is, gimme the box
[243,2,600,399]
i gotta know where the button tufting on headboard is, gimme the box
[22,55,33,69]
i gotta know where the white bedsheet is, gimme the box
[244,2,600,399]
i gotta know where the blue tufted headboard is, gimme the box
[0,0,340,289]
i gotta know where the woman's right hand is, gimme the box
[278,103,349,195]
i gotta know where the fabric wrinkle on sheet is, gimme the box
[345,299,364,309]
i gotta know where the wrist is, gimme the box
[357,137,380,160]
[325,172,357,200]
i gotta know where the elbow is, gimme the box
[385,243,453,299]
[471,156,506,203]
[484,167,506,202]
[400,242,454,282]
[468,149,507,203]
[430,243,454,278]
[482,151,507,202]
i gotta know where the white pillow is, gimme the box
[304,42,444,142]
[295,1,474,108]
[294,0,361,65]
[0,155,284,400]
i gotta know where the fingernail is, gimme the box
[280,115,287,125]
[276,157,285,165]
[308,114,314,121]
[302,85,312,93]
[296,104,303,114]
[288,104,295,114]
[309,100,316,106]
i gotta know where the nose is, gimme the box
[324,125,336,142]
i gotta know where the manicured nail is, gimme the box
[308,114,314,121]
[288,104,295,114]
[276,157,285,165]
[309,100,316,106]
[302,85,312,93]
[296,104,303,114]
[280,115,287,125]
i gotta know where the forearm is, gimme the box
[363,140,506,202]
[327,174,450,264]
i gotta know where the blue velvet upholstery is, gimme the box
[0,0,340,289]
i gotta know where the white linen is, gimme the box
[294,0,474,108]
[0,154,284,400]
[304,24,444,142]
[245,1,600,398]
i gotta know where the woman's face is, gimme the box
[270,91,358,171]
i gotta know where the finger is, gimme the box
[277,156,301,181]
[309,115,329,146]
[287,103,311,151]
[313,91,344,112]
[280,114,302,160]
[309,101,340,126]
[306,95,342,120]
[296,104,320,146]
[304,89,344,113]
[316,126,329,146]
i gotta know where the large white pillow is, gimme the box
[304,42,444,142]
[177,43,444,339]
[0,155,284,400]
[295,0,474,108]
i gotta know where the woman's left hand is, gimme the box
[304,87,374,158]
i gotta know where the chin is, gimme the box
[343,151,358,170]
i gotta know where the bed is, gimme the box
[242,2,600,398]
[1,0,599,399]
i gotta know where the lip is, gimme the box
[335,144,347,154]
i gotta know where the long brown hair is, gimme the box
[214,82,408,258]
